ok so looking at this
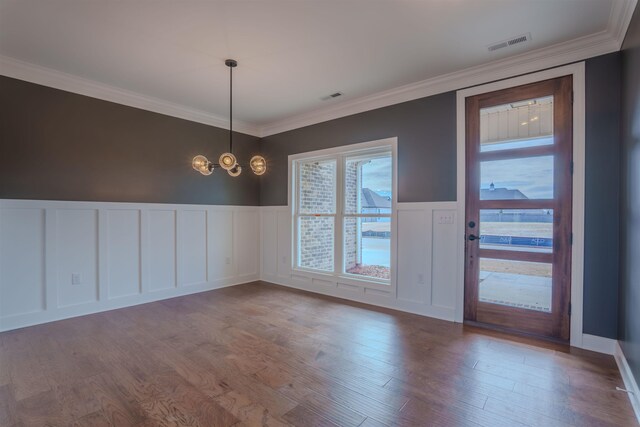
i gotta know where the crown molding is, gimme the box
[1,0,636,139]
[258,32,616,137]
[610,0,638,48]
[0,55,261,137]
[259,0,637,137]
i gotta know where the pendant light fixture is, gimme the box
[192,59,266,177]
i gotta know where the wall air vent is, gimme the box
[487,33,532,52]
[321,92,343,101]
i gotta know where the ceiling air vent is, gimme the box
[321,92,343,101]
[487,33,531,52]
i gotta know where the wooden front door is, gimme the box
[464,76,573,341]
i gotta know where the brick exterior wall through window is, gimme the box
[298,160,337,271]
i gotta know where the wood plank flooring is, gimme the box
[0,281,636,426]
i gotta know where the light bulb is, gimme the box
[228,164,242,177]
[192,155,212,176]
[250,155,266,175]
[219,153,237,170]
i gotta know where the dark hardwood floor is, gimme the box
[0,281,636,426]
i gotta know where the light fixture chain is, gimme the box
[229,61,233,154]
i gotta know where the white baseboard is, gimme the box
[260,274,456,323]
[0,275,258,332]
[581,333,618,355]
[615,342,640,424]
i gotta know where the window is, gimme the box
[296,159,336,272]
[293,140,395,284]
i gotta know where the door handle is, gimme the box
[468,234,480,241]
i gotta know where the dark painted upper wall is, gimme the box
[0,76,261,205]
[583,53,621,338]
[259,92,457,206]
[620,6,640,388]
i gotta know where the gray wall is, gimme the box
[584,53,622,338]
[259,92,457,205]
[0,76,261,205]
[620,7,640,387]
[260,55,623,339]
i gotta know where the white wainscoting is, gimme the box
[260,202,459,321]
[0,199,260,332]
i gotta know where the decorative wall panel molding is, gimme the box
[260,202,459,321]
[0,199,259,332]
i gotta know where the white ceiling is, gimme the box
[0,0,635,136]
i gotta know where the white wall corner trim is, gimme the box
[0,199,260,332]
[455,62,586,349]
[615,342,640,424]
[0,56,261,137]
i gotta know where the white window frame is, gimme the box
[289,137,398,292]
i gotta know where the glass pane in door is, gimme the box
[480,96,554,152]
[479,209,553,253]
[480,156,555,200]
[479,258,552,312]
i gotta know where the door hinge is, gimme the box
[568,302,572,316]
[571,91,574,104]
[570,161,574,175]
[570,232,573,245]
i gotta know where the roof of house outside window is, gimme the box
[480,183,528,200]
[361,188,392,209]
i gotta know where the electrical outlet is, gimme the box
[71,273,82,285]
[282,256,287,264]
[417,273,425,284]
[225,257,231,265]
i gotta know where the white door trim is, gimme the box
[455,62,586,348]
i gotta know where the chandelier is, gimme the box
[192,59,266,177]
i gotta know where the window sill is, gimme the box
[292,267,392,291]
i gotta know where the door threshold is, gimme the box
[464,320,570,351]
